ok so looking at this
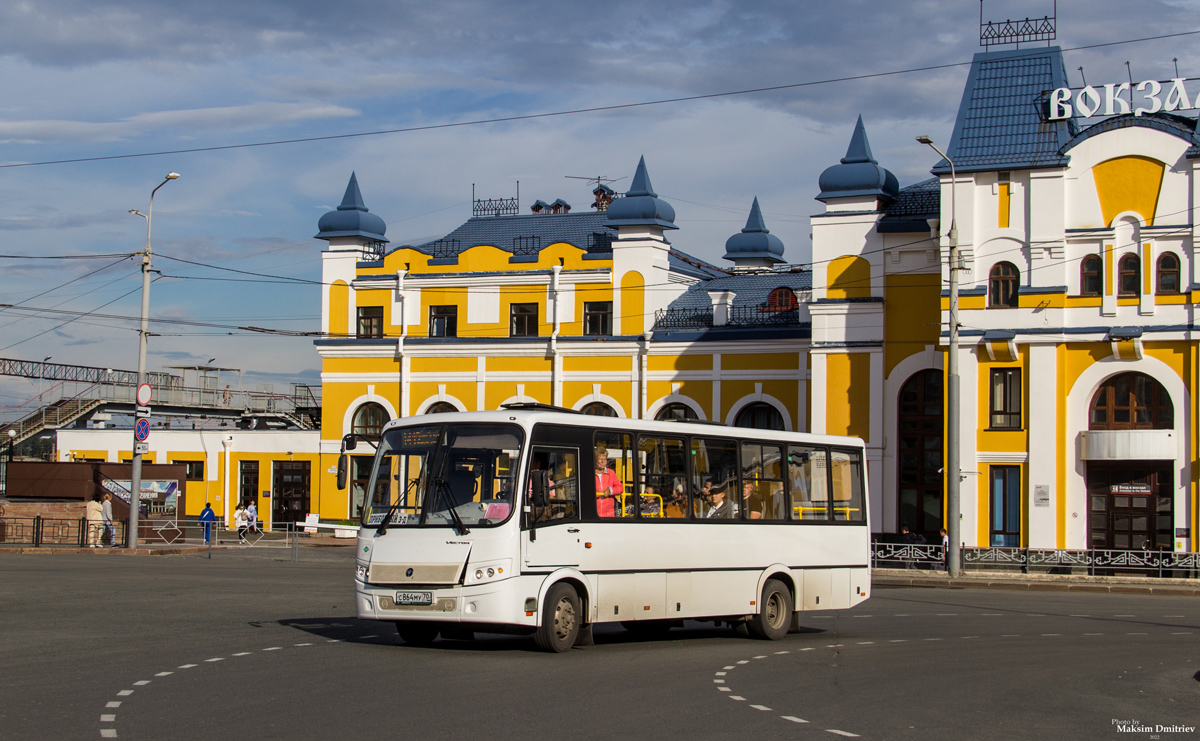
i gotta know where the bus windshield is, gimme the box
[361,423,524,529]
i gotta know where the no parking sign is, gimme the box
[134,418,151,442]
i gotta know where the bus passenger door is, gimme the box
[523,446,582,567]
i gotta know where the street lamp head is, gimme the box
[129,209,144,217]
[165,173,180,180]
[7,429,14,438]
[915,135,934,145]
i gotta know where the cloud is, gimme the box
[0,102,358,144]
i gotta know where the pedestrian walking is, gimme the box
[246,500,259,535]
[101,492,116,547]
[234,503,249,543]
[940,527,950,571]
[199,502,216,544]
[85,493,103,547]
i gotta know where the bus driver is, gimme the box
[595,446,623,518]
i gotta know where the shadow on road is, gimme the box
[276,617,826,652]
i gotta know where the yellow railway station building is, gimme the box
[312,44,1197,554]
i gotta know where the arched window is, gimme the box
[655,402,698,421]
[988,262,1019,308]
[1080,254,1102,296]
[733,402,785,431]
[766,287,798,312]
[1118,254,1140,296]
[351,402,389,436]
[1157,253,1180,294]
[580,402,618,417]
[425,401,459,414]
[1089,372,1173,430]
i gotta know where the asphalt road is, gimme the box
[1,548,1197,740]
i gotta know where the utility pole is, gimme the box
[916,136,961,577]
[127,173,179,548]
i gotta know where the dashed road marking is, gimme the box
[134,680,150,686]
[100,730,117,738]
[1172,632,1192,635]
[154,672,172,677]
[783,716,809,724]
[105,702,121,709]
[233,652,251,656]
[827,730,860,737]
[295,642,313,647]
[751,705,772,711]
[857,641,874,645]
[723,665,735,670]
[263,647,282,651]
[117,690,133,696]
[774,651,790,654]
[715,671,727,676]
[100,715,115,722]
[737,660,749,664]
[753,655,767,659]
[178,664,197,669]
[204,658,224,663]
[719,687,731,692]
[729,696,746,701]
[713,679,725,684]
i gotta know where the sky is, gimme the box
[1,0,1199,416]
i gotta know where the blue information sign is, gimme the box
[134,418,151,442]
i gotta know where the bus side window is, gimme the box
[593,432,633,519]
[530,448,579,523]
[740,442,785,521]
[830,449,865,522]
[691,437,738,520]
[637,435,688,519]
[788,446,830,521]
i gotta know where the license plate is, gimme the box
[395,591,433,606]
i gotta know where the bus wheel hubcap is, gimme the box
[554,598,576,639]
[766,593,784,628]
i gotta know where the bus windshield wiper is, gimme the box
[433,477,471,536]
[376,478,420,536]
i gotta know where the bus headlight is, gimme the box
[356,565,367,581]
[475,569,484,580]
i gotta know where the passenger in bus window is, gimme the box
[595,446,623,518]
[703,485,733,519]
[634,484,661,516]
[742,481,765,520]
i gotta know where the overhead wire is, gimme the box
[1,30,1199,170]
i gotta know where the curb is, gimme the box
[873,575,1200,597]
[0,545,226,556]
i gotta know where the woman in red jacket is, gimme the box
[594,447,623,518]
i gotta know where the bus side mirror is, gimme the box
[342,434,357,452]
[530,470,549,509]
[336,454,348,490]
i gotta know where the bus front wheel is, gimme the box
[748,579,792,640]
[534,583,580,653]
[396,621,440,646]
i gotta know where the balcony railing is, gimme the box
[653,307,713,329]
[727,305,803,326]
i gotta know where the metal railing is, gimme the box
[872,542,1200,579]
[0,516,126,548]
[653,307,713,329]
[727,305,805,326]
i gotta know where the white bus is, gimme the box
[345,404,871,652]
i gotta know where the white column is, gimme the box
[476,356,486,411]
[809,352,827,435]
[711,353,722,423]
[1026,343,1058,549]
[956,347,979,546]
[796,351,808,434]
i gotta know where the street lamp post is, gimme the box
[916,135,961,577]
[127,173,179,548]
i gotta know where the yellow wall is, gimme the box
[885,274,940,378]
[1092,155,1164,227]
[998,182,1010,229]
[329,281,349,338]
[620,271,644,336]
[827,255,871,300]
[825,353,870,441]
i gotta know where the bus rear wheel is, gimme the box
[748,579,792,640]
[396,622,440,646]
[534,583,580,653]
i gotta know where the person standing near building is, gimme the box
[85,493,103,548]
[101,492,116,547]
[199,502,216,544]
[246,499,259,535]
[234,503,248,543]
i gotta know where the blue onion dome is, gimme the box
[315,172,388,241]
[723,197,784,264]
[604,156,678,230]
[816,116,900,203]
